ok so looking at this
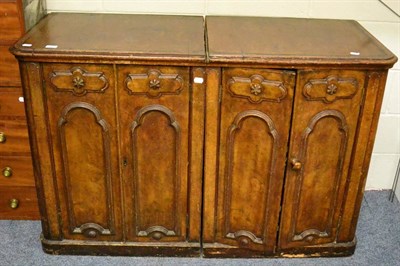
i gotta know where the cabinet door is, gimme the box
[117,66,199,243]
[213,68,295,254]
[279,70,365,250]
[43,64,122,241]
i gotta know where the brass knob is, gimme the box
[0,132,6,143]
[290,159,302,170]
[10,199,19,209]
[2,167,12,177]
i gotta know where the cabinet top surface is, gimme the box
[206,16,397,66]
[12,13,397,66]
[12,13,206,62]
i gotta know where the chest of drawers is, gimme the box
[0,0,41,219]
[11,13,397,257]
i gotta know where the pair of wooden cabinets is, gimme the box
[12,13,396,257]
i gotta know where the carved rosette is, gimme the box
[303,75,358,103]
[49,67,109,96]
[125,69,183,98]
[227,74,288,103]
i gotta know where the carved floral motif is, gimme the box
[303,75,358,103]
[125,69,183,98]
[49,67,109,96]
[228,74,288,103]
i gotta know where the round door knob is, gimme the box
[9,199,19,209]
[0,132,6,143]
[290,159,302,170]
[2,167,12,177]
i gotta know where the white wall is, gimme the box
[46,0,400,191]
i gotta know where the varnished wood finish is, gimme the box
[0,45,21,87]
[0,186,39,220]
[0,87,26,118]
[13,13,205,62]
[0,156,34,186]
[0,119,30,155]
[0,1,24,44]
[206,16,396,67]
[12,13,397,257]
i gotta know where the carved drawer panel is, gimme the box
[118,66,186,98]
[0,46,21,87]
[0,119,30,155]
[0,87,26,118]
[0,156,34,187]
[45,64,112,96]
[301,71,365,103]
[0,186,39,220]
[225,68,295,104]
[0,2,23,43]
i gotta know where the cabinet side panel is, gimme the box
[338,71,388,242]
[21,62,60,239]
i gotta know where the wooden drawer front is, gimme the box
[120,66,185,98]
[46,64,112,96]
[0,156,34,186]
[0,186,39,220]
[0,120,30,155]
[0,2,23,43]
[0,87,25,118]
[0,45,21,87]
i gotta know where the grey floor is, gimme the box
[0,190,399,266]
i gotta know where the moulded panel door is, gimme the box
[212,68,295,254]
[117,66,202,244]
[279,70,365,250]
[43,63,123,241]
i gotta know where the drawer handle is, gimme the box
[9,199,19,209]
[2,167,12,177]
[0,132,6,143]
[290,159,302,170]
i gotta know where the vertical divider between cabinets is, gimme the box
[274,69,299,252]
[202,68,222,244]
[187,67,193,242]
[113,63,125,242]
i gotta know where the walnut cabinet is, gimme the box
[11,13,397,257]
